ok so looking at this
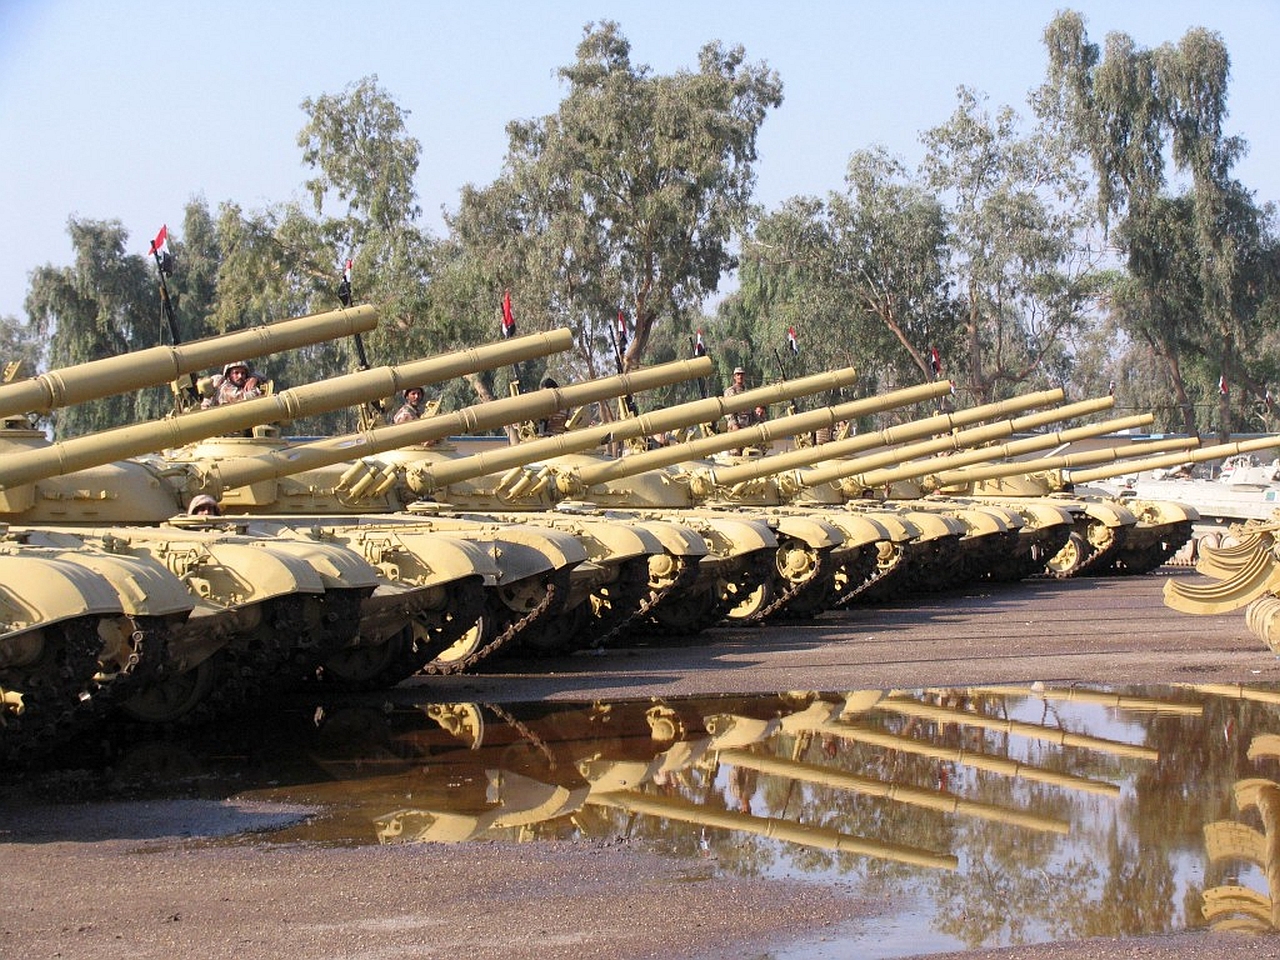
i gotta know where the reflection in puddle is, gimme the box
[21,682,1280,955]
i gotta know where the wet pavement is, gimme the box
[5,569,1280,958]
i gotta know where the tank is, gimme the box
[382,371,936,635]
[640,391,1090,598]
[733,400,1200,581]
[0,327,594,745]
[1091,439,1280,564]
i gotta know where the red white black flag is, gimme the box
[149,224,168,255]
[1220,374,1229,396]
[693,329,706,357]
[929,347,942,376]
[501,290,516,339]
[787,326,799,355]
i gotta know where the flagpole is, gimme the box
[149,225,200,409]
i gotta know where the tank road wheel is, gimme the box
[1042,530,1091,579]
[120,656,219,724]
[522,557,653,655]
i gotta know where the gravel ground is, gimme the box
[3,569,1280,960]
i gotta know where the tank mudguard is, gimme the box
[0,553,122,637]
[1081,501,1137,528]
[622,519,710,559]
[198,542,327,605]
[898,510,966,541]
[239,538,382,591]
[770,514,845,551]
[821,513,892,548]
[50,549,195,617]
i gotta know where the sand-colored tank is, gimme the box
[0,325,594,742]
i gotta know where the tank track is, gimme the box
[1039,521,1129,580]
[421,568,572,675]
[767,547,839,621]
[1,619,101,765]
[362,576,490,687]
[827,547,883,608]
[1106,522,1194,576]
[608,557,702,643]
[77,615,172,715]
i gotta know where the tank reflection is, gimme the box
[1199,684,1280,935]
[68,682,1280,951]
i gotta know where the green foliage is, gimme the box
[444,20,782,385]
[1042,10,1278,436]
[24,218,164,437]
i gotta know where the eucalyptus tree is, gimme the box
[921,86,1101,405]
[21,219,166,436]
[726,149,954,403]
[447,20,782,383]
[1042,10,1258,436]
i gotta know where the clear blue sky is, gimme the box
[0,0,1275,326]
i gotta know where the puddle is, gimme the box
[7,682,1280,955]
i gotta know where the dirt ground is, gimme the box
[4,569,1280,960]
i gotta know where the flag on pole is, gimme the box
[1220,374,1229,396]
[693,329,706,357]
[787,326,799,355]
[501,290,516,339]
[1108,380,1116,396]
[149,224,168,255]
[338,259,353,306]
[929,347,942,376]
[616,310,628,354]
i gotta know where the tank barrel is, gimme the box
[0,329,575,491]
[716,748,1068,833]
[411,366,871,494]
[0,304,379,417]
[928,435,1200,489]
[792,394,1105,488]
[853,411,1157,489]
[587,790,957,869]
[1065,435,1280,485]
[572,380,955,489]
[709,388,1076,488]
[208,357,713,493]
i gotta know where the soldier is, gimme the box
[724,367,752,431]
[187,493,222,516]
[392,386,427,425]
[205,360,264,407]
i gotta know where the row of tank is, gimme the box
[2,304,1276,764]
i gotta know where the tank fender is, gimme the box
[239,538,382,591]
[621,519,710,559]
[556,519,661,565]
[1081,501,1137,528]
[195,542,326,606]
[1130,498,1200,525]
[769,515,845,551]
[1011,501,1076,529]
[49,550,196,617]
[825,514,892,549]
[853,512,918,543]
[0,554,122,638]
[483,526,589,571]
[898,511,966,541]
[373,532,503,588]
[693,516,778,556]
[949,508,1014,537]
